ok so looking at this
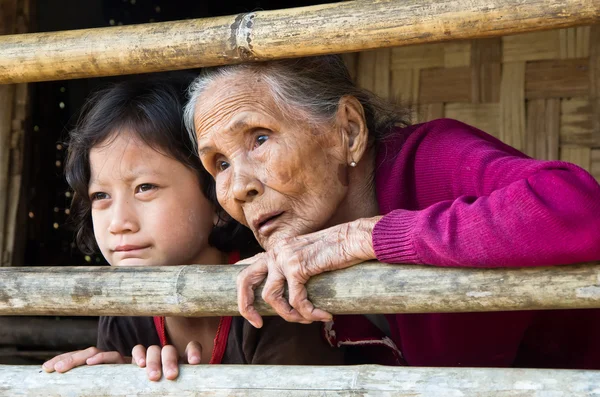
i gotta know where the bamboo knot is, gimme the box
[230,12,256,61]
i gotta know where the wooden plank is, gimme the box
[1,0,29,267]
[1,0,599,83]
[0,317,97,349]
[525,58,589,99]
[525,99,560,160]
[419,67,471,103]
[391,68,419,107]
[418,103,444,123]
[590,25,600,146]
[356,49,391,99]
[0,263,599,317]
[526,99,546,158]
[500,62,526,150]
[2,82,27,266]
[502,30,560,62]
[560,98,594,146]
[391,43,444,70]
[546,98,560,160]
[591,148,600,184]
[2,364,600,396]
[0,84,15,267]
[444,41,471,68]
[560,26,591,59]
[470,38,502,103]
[561,145,591,171]
[444,103,500,138]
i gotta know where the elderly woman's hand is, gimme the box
[237,216,381,327]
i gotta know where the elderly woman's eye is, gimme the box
[255,135,269,148]
[217,160,230,171]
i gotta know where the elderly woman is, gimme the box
[184,55,600,368]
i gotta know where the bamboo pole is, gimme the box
[0,262,599,316]
[0,85,15,265]
[0,317,97,348]
[1,0,599,84]
[1,364,600,396]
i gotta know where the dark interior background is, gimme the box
[4,0,338,364]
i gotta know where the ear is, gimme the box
[335,96,368,165]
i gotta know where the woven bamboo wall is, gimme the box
[343,25,600,184]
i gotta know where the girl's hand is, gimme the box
[236,217,381,328]
[131,341,202,381]
[42,347,128,373]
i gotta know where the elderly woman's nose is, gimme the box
[232,170,264,202]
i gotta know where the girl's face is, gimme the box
[88,131,216,267]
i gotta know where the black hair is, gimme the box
[65,76,259,256]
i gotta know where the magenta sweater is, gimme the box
[372,119,600,368]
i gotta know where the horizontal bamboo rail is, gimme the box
[2,364,600,396]
[0,317,97,348]
[0,262,599,316]
[1,0,599,84]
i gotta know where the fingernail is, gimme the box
[166,369,176,378]
[55,362,64,371]
[149,370,160,379]
[138,358,145,366]
[189,355,200,364]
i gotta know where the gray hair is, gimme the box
[183,55,410,151]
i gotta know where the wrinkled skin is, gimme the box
[194,73,382,327]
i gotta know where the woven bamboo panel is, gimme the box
[346,25,600,183]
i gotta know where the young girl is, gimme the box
[42,77,343,381]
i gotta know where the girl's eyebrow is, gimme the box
[89,167,160,186]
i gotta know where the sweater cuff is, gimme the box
[372,210,421,264]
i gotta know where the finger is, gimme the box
[86,351,127,365]
[288,279,332,322]
[184,341,202,365]
[131,345,147,367]
[42,350,82,372]
[145,345,162,381]
[54,347,102,373]
[262,267,308,324]
[237,262,268,328]
[161,345,179,380]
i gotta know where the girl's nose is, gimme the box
[108,198,140,234]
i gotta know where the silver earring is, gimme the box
[350,161,357,167]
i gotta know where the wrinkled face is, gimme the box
[89,131,215,266]
[194,76,350,250]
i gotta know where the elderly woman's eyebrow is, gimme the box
[226,117,254,134]
[197,146,215,157]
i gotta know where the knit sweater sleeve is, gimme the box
[373,119,600,267]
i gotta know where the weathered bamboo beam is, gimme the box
[0,262,599,316]
[2,364,600,396]
[1,0,599,84]
[0,317,97,348]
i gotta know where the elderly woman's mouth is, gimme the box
[253,211,284,235]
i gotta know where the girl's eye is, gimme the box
[254,135,269,149]
[136,183,157,193]
[90,192,109,201]
[217,160,230,172]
